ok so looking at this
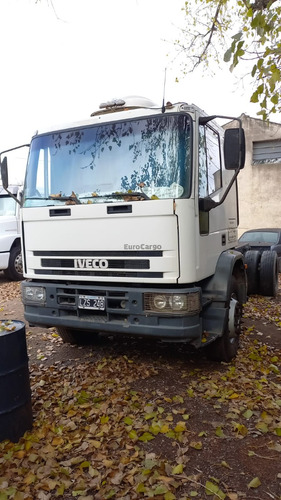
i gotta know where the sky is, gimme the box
[0,0,264,182]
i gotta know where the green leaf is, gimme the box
[190,441,203,450]
[136,483,147,493]
[205,481,226,499]
[224,48,233,62]
[123,417,133,425]
[232,31,243,41]
[221,460,232,469]
[138,432,155,442]
[250,90,260,103]
[154,485,168,495]
[79,461,90,469]
[164,493,176,500]
[144,458,158,469]
[269,363,279,373]
[172,463,184,474]
[243,409,253,419]
[145,411,157,420]
[251,64,257,77]
[128,430,138,440]
[104,489,117,499]
[215,426,225,438]
[248,477,261,489]
[255,421,268,433]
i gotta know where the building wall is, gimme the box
[224,114,281,236]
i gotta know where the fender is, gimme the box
[202,249,246,303]
[200,250,246,339]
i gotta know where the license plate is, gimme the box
[78,295,105,310]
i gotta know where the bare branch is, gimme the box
[192,0,224,68]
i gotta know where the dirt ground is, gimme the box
[0,272,281,500]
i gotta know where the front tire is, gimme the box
[206,277,243,362]
[4,246,23,281]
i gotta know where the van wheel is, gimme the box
[259,251,278,297]
[56,326,100,345]
[4,246,23,281]
[206,277,242,362]
[244,250,260,295]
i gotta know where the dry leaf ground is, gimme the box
[0,272,281,500]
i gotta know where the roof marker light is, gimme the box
[99,98,126,110]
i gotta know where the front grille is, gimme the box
[32,250,164,278]
[56,287,129,321]
[34,250,163,257]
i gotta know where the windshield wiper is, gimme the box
[25,192,81,204]
[49,192,81,204]
[80,191,150,201]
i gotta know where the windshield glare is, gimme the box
[23,114,191,207]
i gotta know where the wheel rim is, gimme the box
[14,253,23,274]
[228,296,242,341]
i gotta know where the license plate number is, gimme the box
[78,295,105,310]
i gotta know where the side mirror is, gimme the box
[224,128,245,170]
[0,156,9,189]
[0,156,21,206]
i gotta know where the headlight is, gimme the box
[153,295,167,310]
[144,291,200,315]
[22,286,46,305]
[169,295,186,311]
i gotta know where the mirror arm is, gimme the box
[0,144,30,155]
[0,144,29,207]
[4,188,21,206]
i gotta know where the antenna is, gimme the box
[161,67,167,113]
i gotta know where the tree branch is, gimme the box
[194,0,224,67]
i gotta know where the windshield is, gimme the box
[0,195,17,216]
[23,114,191,207]
[239,231,279,244]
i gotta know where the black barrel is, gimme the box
[0,320,32,442]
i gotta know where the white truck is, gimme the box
[1,96,277,361]
[0,184,23,280]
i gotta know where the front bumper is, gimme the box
[22,281,203,347]
[0,252,9,271]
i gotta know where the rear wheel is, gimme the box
[206,277,243,362]
[244,250,260,295]
[259,250,278,297]
[4,246,23,281]
[56,326,100,345]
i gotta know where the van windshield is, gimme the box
[23,113,192,207]
[0,195,17,216]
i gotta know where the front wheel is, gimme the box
[3,246,23,281]
[206,277,243,362]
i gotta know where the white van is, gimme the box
[0,185,23,280]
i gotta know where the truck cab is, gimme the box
[1,97,247,361]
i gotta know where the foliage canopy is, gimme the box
[175,0,281,119]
